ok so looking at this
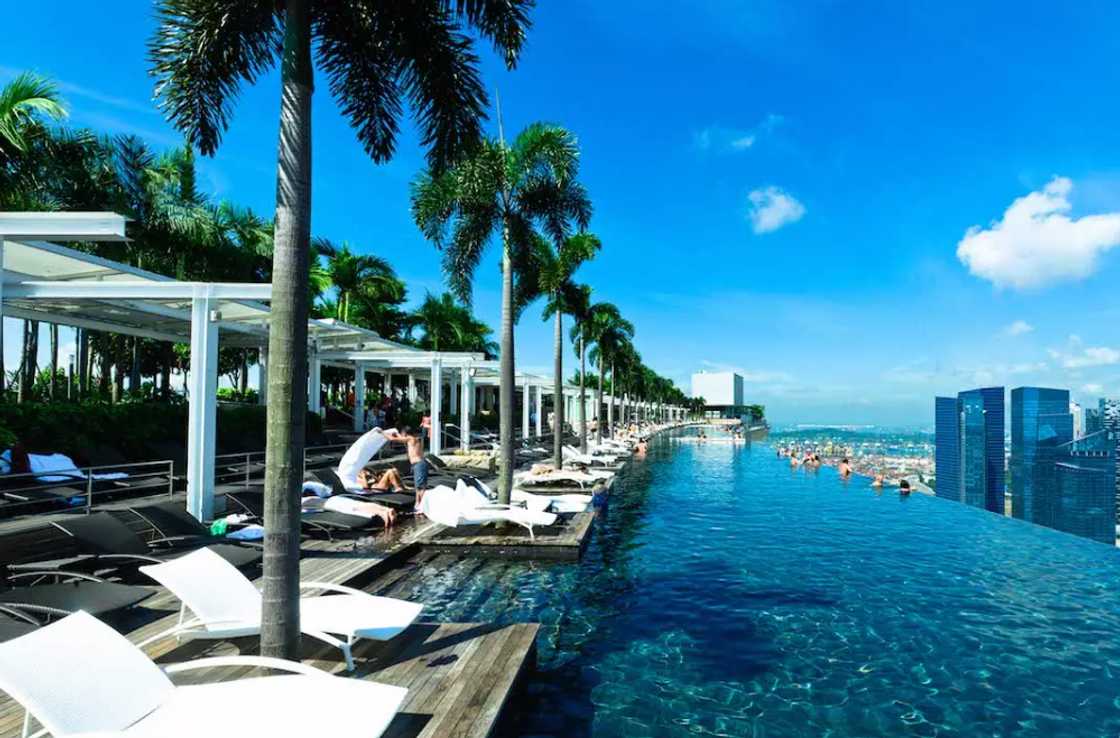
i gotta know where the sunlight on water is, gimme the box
[409,432,1120,737]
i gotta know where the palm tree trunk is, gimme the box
[552,306,563,470]
[497,217,515,505]
[578,335,587,454]
[261,0,312,663]
[49,324,58,401]
[596,353,604,445]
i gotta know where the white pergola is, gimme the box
[0,213,690,521]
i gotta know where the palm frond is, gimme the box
[450,0,535,68]
[149,0,280,155]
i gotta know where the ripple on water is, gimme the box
[405,434,1120,736]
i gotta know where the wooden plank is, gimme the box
[419,511,595,561]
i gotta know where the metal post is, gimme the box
[307,344,322,417]
[522,379,530,440]
[460,365,472,451]
[535,384,544,437]
[85,470,93,514]
[429,357,442,455]
[257,345,268,405]
[353,361,366,432]
[186,294,218,521]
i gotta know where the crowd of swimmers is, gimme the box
[776,446,912,496]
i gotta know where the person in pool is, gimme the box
[871,472,884,488]
[839,458,852,478]
[635,438,648,457]
[899,479,912,496]
[790,453,801,468]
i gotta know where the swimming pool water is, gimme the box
[409,432,1120,736]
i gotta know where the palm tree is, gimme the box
[407,292,498,357]
[534,234,598,465]
[0,72,66,153]
[151,0,534,660]
[315,240,404,325]
[0,72,66,390]
[412,123,591,503]
[586,303,633,441]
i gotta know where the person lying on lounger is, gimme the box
[301,487,397,528]
[355,467,406,494]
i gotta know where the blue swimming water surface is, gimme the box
[409,432,1120,737]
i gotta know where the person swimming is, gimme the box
[871,472,884,488]
[899,479,912,496]
[839,458,852,477]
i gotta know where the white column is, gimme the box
[429,358,442,455]
[186,295,218,521]
[257,345,268,405]
[308,346,322,416]
[459,366,472,451]
[450,378,458,415]
[522,379,530,439]
[408,373,417,403]
[535,385,544,437]
[353,362,366,432]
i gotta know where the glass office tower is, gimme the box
[1052,430,1117,544]
[935,397,961,502]
[936,388,1005,512]
[1010,387,1073,526]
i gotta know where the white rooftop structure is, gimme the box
[0,212,665,520]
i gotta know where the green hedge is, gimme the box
[0,401,322,463]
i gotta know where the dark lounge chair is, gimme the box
[51,512,261,573]
[314,469,416,511]
[224,488,380,539]
[0,605,41,643]
[0,570,152,618]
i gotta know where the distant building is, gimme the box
[690,371,753,420]
[1053,430,1117,545]
[1085,407,1103,435]
[934,397,962,502]
[1010,388,1073,526]
[1070,401,1084,440]
[1099,398,1120,524]
[934,387,1004,513]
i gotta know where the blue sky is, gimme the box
[6,1,1120,426]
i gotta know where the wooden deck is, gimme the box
[417,511,596,560]
[0,524,541,738]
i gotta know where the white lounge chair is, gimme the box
[562,445,617,466]
[464,476,592,515]
[420,484,557,540]
[140,547,422,671]
[0,611,406,738]
[515,467,610,490]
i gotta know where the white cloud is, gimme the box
[729,134,756,150]
[957,177,1120,289]
[1004,320,1034,336]
[1083,383,1104,394]
[1047,335,1120,368]
[748,186,805,234]
[693,114,782,154]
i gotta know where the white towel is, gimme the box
[335,428,390,490]
[28,453,129,483]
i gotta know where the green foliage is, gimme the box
[405,292,497,357]
[0,402,321,461]
[217,387,259,404]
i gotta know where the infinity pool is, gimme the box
[410,431,1120,736]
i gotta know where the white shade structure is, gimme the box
[0,212,609,521]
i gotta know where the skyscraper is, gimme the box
[935,396,961,502]
[1052,430,1117,545]
[1070,401,1084,440]
[1099,398,1120,524]
[1085,407,1103,435]
[1010,388,1073,526]
[935,387,1005,513]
